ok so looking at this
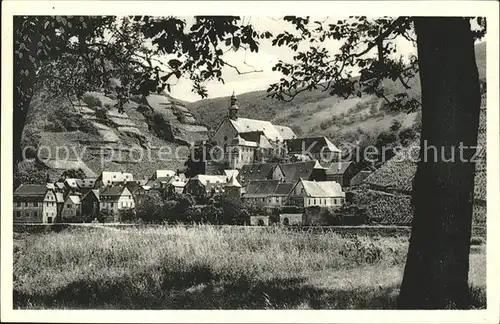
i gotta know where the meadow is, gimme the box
[13,225,486,309]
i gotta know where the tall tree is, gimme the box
[264,16,485,308]
[397,17,482,309]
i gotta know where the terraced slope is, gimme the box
[21,91,208,180]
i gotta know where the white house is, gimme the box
[99,186,135,218]
[95,171,134,188]
[287,179,346,207]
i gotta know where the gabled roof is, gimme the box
[55,192,65,203]
[325,161,354,175]
[190,175,228,187]
[229,118,283,142]
[274,183,294,196]
[67,195,81,205]
[54,182,66,190]
[230,135,259,147]
[154,170,176,179]
[14,184,48,197]
[98,171,134,184]
[239,163,278,185]
[286,136,341,154]
[82,189,100,201]
[76,178,96,188]
[100,186,126,197]
[239,131,274,149]
[226,176,242,188]
[64,178,80,189]
[244,180,280,197]
[279,161,318,183]
[274,125,296,141]
[298,180,345,198]
[224,169,239,179]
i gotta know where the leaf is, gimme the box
[232,36,240,50]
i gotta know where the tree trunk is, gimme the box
[398,18,481,309]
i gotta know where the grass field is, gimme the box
[13,226,486,309]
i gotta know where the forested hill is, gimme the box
[187,42,486,141]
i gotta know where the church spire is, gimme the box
[228,91,239,120]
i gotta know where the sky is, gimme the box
[161,16,485,103]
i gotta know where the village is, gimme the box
[13,93,371,226]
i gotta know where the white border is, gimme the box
[2,1,499,323]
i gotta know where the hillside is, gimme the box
[188,42,486,142]
[21,91,208,180]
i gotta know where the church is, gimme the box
[212,93,297,169]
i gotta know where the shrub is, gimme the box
[82,92,103,108]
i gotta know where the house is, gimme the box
[76,178,97,193]
[270,183,294,206]
[325,161,356,187]
[278,160,326,183]
[183,175,228,201]
[125,181,151,205]
[286,136,341,163]
[64,178,80,193]
[225,131,275,169]
[212,93,296,167]
[151,170,176,180]
[61,194,83,222]
[13,184,58,223]
[165,175,188,196]
[82,189,100,222]
[238,162,284,186]
[95,171,134,188]
[287,179,345,207]
[224,176,243,198]
[99,186,135,222]
[242,180,280,206]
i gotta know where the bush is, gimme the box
[135,194,165,223]
[82,92,104,108]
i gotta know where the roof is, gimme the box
[274,183,294,196]
[67,195,81,205]
[64,178,79,188]
[55,192,65,203]
[14,184,49,197]
[191,175,228,187]
[55,182,66,190]
[229,118,296,142]
[224,169,239,179]
[230,135,259,147]
[279,161,318,183]
[98,171,134,184]
[274,125,296,141]
[325,161,354,175]
[83,189,100,201]
[239,131,273,149]
[244,180,280,197]
[239,163,278,185]
[299,180,345,198]
[226,176,242,188]
[286,136,341,154]
[100,186,126,197]
[155,170,176,179]
[76,178,96,188]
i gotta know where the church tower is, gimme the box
[228,91,239,120]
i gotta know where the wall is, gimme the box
[249,216,270,226]
[280,213,303,225]
[13,203,44,223]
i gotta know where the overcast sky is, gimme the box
[163,16,484,102]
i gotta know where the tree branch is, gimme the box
[221,60,263,74]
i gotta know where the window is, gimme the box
[110,203,114,207]
[33,211,38,217]
[313,198,316,205]
[16,202,21,207]
[15,211,21,218]
[33,202,38,207]
[67,204,71,208]
[25,212,30,218]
